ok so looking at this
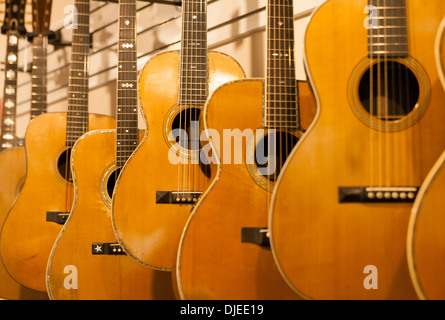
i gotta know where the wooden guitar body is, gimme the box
[176,79,315,299]
[406,16,445,300]
[46,129,176,300]
[0,147,48,299]
[269,0,445,300]
[407,151,445,300]
[112,50,245,271]
[0,112,115,292]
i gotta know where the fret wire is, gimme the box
[116,0,139,162]
[1,32,21,149]
[65,0,91,144]
[265,0,299,130]
[368,0,408,57]
[178,0,209,106]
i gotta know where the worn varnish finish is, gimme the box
[46,130,176,300]
[269,0,445,300]
[176,79,315,299]
[0,113,115,292]
[112,50,246,271]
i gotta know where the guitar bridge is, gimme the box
[46,212,69,225]
[338,187,419,203]
[241,227,270,247]
[156,191,202,204]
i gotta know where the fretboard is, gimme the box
[265,0,299,130]
[66,0,90,147]
[178,0,208,106]
[0,31,20,150]
[368,0,408,58]
[116,0,139,166]
[31,34,48,120]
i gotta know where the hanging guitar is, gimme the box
[111,0,246,271]
[0,0,115,293]
[0,0,49,300]
[268,0,445,299]
[0,0,26,152]
[176,0,316,299]
[46,0,176,300]
[406,16,445,300]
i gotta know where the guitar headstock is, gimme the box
[1,0,27,35]
[32,0,52,34]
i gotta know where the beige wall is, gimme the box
[1,0,326,138]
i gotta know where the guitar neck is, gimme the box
[65,0,90,147]
[30,34,48,120]
[265,0,299,130]
[116,0,139,167]
[1,31,20,150]
[368,0,408,58]
[178,0,208,106]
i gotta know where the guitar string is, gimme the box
[191,0,196,195]
[403,0,413,187]
[281,0,287,188]
[116,0,123,197]
[279,0,284,188]
[197,0,205,196]
[187,0,191,195]
[382,0,392,187]
[66,0,89,214]
[268,0,274,211]
[189,0,195,196]
[118,0,135,189]
[266,0,272,208]
[374,0,379,188]
[197,0,206,196]
[287,0,293,187]
[177,0,186,199]
[369,0,374,188]
[376,0,382,188]
[190,0,195,195]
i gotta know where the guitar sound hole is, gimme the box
[255,131,298,182]
[171,107,210,178]
[171,107,202,151]
[106,168,122,199]
[358,61,420,120]
[57,148,73,183]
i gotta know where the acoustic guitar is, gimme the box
[46,0,176,300]
[268,0,445,300]
[0,0,115,293]
[406,16,445,300]
[175,0,316,300]
[0,0,49,300]
[111,0,246,271]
